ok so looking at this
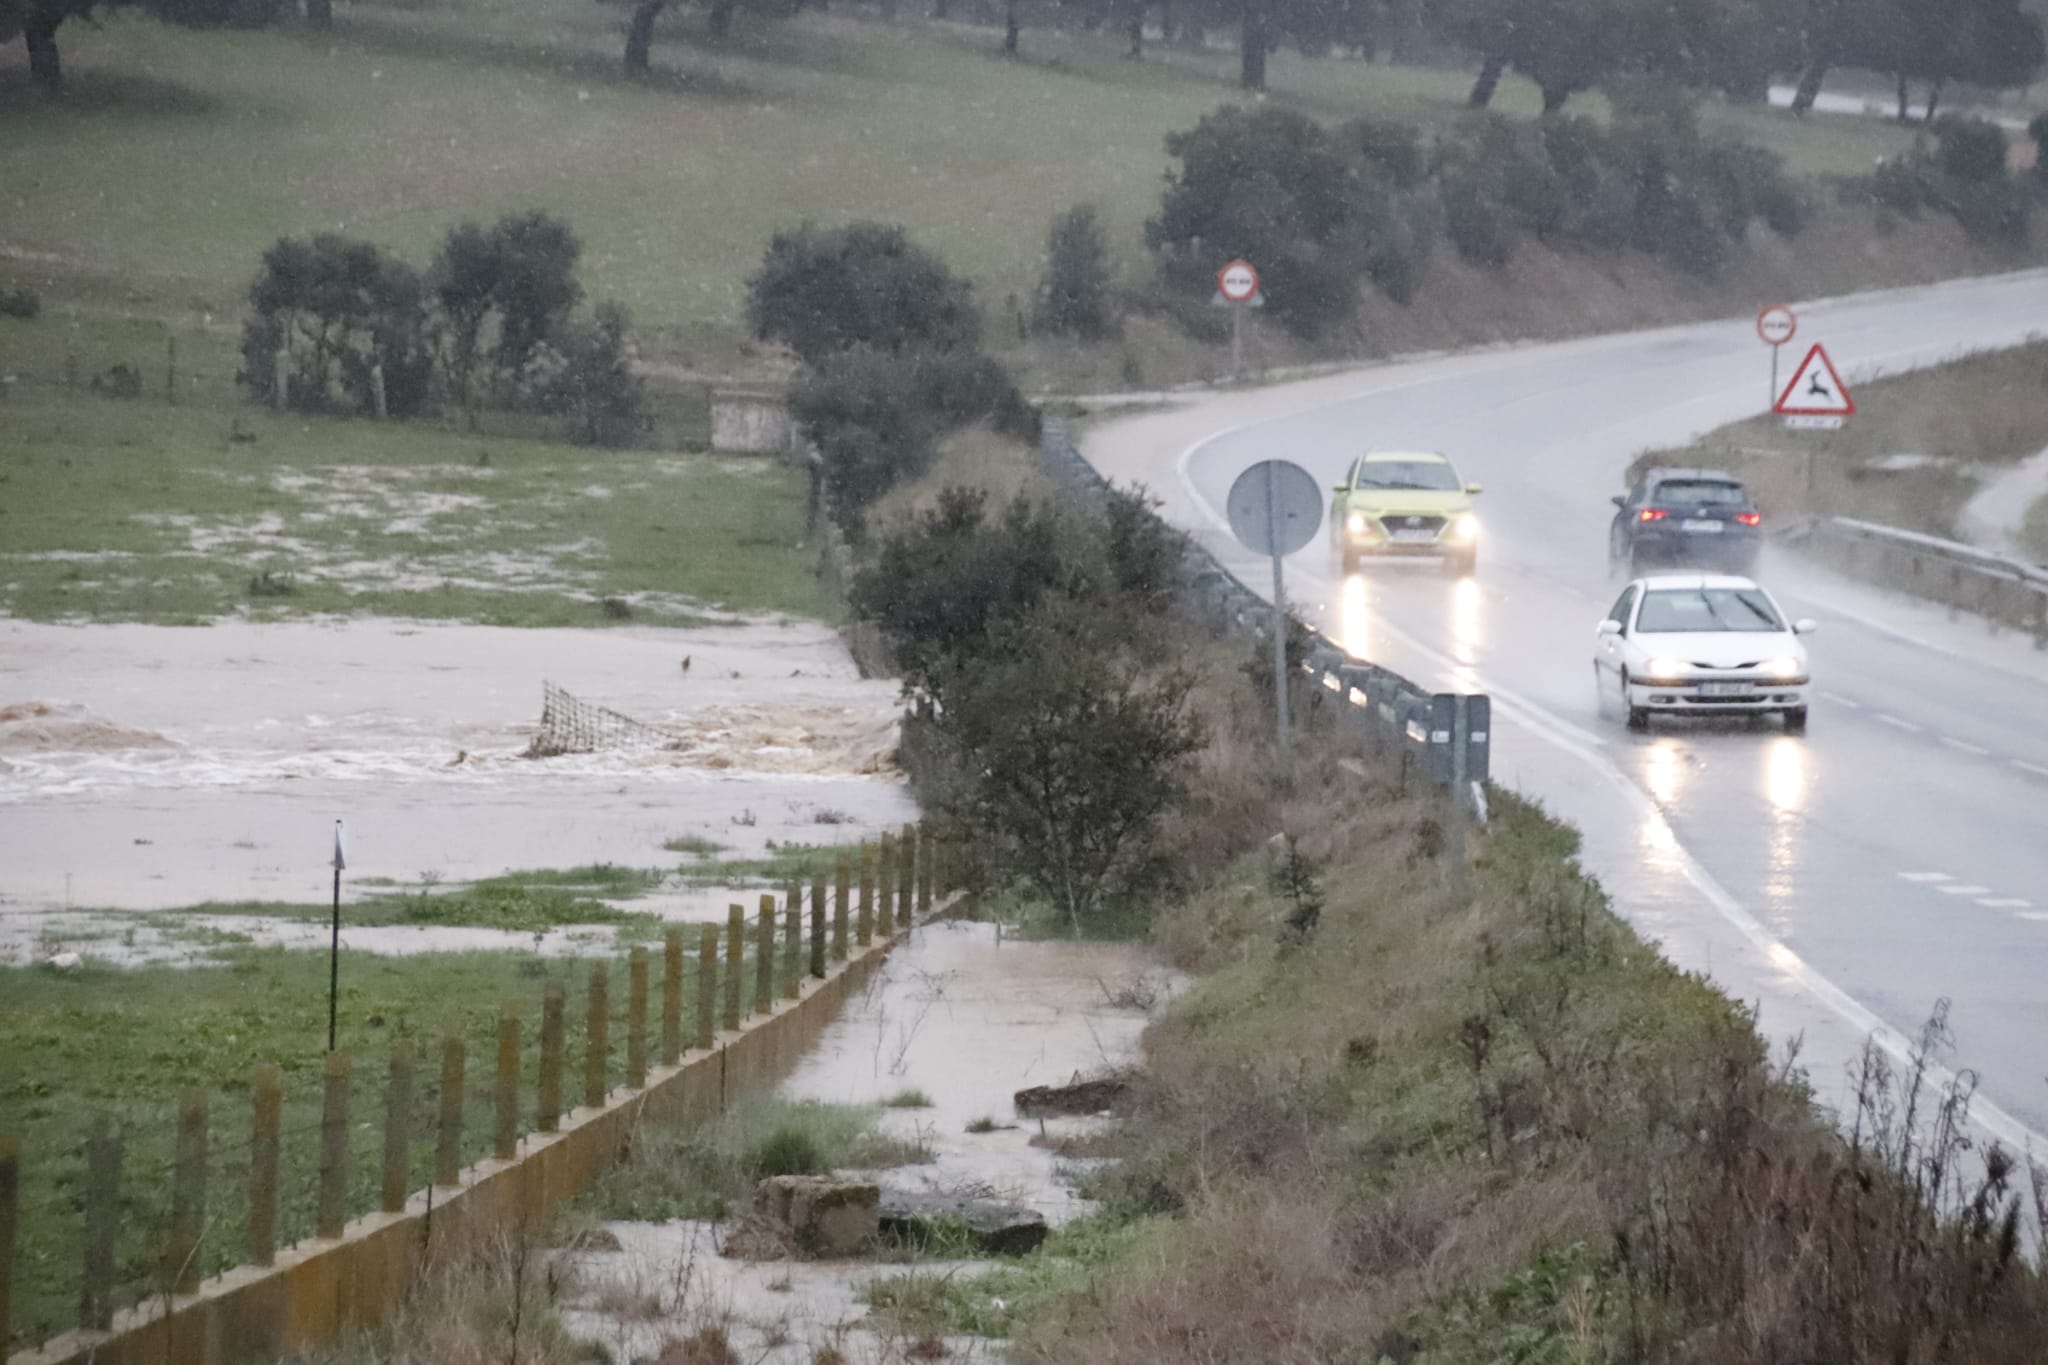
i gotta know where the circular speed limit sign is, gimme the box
[1756,304,1797,347]
[1218,259,1260,304]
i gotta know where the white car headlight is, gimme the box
[1454,513,1480,542]
[1643,657,1687,682]
[1762,657,1803,679]
[1346,513,1368,535]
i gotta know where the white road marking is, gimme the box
[1978,899,2033,910]
[1877,714,1921,732]
[2013,759,2048,779]
[1820,690,1862,709]
[1936,884,1993,896]
[2018,912,2048,924]
[1897,872,1953,883]
[1939,736,1989,756]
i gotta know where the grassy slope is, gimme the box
[1632,340,2048,539]
[2,2,1934,359]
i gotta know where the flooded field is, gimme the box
[0,617,913,918]
[564,920,1175,1364]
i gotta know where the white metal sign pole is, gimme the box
[1232,302,1244,381]
[1770,341,1781,406]
[1264,459,1290,748]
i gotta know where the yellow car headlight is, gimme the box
[1762,657,1803,679]
[1454,513,1480,542]
[1345,513,1368,535]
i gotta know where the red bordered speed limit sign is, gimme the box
[1217,260,1259,304]
[1756,305,1797,347]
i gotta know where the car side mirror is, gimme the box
[1332,484,1349,495]
[1611,495,1627,508]
[1597,620,1623,637]
[1465,482,1484,495]
[1793,619,1818,635]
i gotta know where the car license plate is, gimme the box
[1698,681,1749,697]
[1390,529,1436,543]
[1681,519,1725,532]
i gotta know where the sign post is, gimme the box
[1757,305,1797,406]
[1224,459,1321,748]
[1214,259,1262,380]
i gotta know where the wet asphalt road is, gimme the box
[1086,270,2048,1147]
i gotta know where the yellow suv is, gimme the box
[1329,451,1483,576]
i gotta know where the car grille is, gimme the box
[1693,661,1759,670]
[1378,514,1446,538]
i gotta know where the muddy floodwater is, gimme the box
[565,920,1176,1365]
[0,618,913,921]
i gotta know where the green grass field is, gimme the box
[1,0,1927,358]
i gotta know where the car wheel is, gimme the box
[1620,670,1650,731]
[1784,707,1808,734]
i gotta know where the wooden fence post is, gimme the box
[436,1035,465,1185]
[897,823,915,929]
[318,1052,351,1240]
[782,889,801,1000]
[628,947,649,1088]
[80,1118,120,1330]
[662,929,684,1066]
[248,1066,281,1268]
[538,984,564,1132]
[811,874,828,979]
[585,961,610,1110]
[724,906,744,1030]
[494,1006,519,1161]
[168,1090,207,1295]
[877,833,895,939]
[381,1040,414,1215]
[697,925,718,1049]
[0,1134,16,1359]
[833,855,851,962]
[917,823,933,917]
[755,896,775,1014]
[858,843,875,947]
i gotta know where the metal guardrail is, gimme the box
[1790,516,2048,646]
[1038,418,1491,800]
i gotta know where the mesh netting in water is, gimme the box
[524,681,688,758]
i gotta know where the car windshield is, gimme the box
[1636,588,1784,633]
[1654,479,1746,507]
[1354,460,1459,492]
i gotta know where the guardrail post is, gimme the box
[755,896,775,1014]
[877,833,895,939]
[168,1091,207,1295]
[318,1052,351,1239]
[494,1005,520,1161]
[857,843,875,947]
[80,1118,120,1330]
[538,985,564,1133]
[662,930,684,1066]
[833,855,851,961]
[381,1040,414,1214]
[697,925,718,1048]
[585,961,610,1110]
[724,906,745,1029]
[782,889,801,1000]
[627,946,649,1088]
[249,1066,281,1267]
[437,1034,465,1183]
[0,1134,14,1359]
[810,873,828,978]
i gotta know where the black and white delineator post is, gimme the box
[328,819,346,1054]
[1224,459,1322,748]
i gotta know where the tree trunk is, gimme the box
[1468,52,1506,108]
[1790,59,1829,115]
[1239,0,1266,90]
[1540,83,1570,115]
[25,13,62,90]
[1158,0,1172,42]
[1925,80,1943,123]
[709,0,736,38]
[624,0,669,72]
[1003,0,1018,54]
[1126,16,1141,58]
[1896,72,1910,122]
[304,0,331,30]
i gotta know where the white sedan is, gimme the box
[1594,574,1816,732]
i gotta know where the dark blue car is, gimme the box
[1609,467,1762,574]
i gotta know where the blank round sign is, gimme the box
[1226,459,1321,557]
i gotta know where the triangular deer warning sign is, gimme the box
[1775,343,1855,417]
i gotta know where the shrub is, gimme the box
[431,211,583,412]
[0,285,39,320]
[541,302,646,447]
[1439,166,1515,267]
[1035,204,1115,340]
[238,233,434,417]
[1869,154,1936,215]
[1338,116,1428,191]
[1947,177,2033,246]
[1935,117,2012,186]
[746,222,980,365]
[148,0,286,25]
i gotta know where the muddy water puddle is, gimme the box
[564,921,1175,1364]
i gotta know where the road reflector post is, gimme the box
[494,1005,520,1161]
[249,1066,282,1267]
[381,1040,414,1215]
[318,1053,351,1239]
[436,1035,465,1184]
[538,986,565,1133]
[585,962,610,1110]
